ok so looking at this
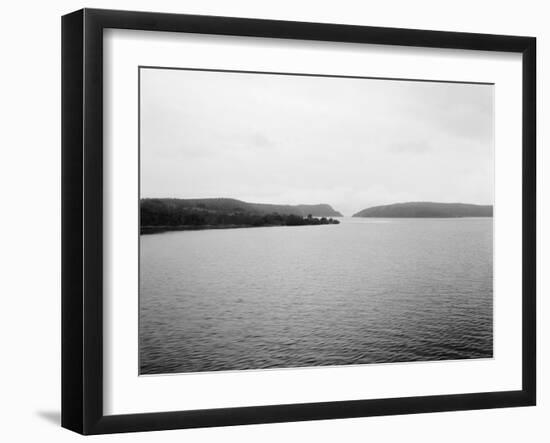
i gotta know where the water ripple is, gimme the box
[140,217,493,374]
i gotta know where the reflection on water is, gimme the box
[139,217,493,374]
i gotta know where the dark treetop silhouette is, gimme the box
[353,202,493,218]
[140,198,341,234]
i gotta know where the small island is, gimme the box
[141,198,341,234]
[353,202,493,218]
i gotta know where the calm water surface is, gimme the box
[139,217,493,374]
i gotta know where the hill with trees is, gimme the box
[353,202,493,218]
[140,198,341,233]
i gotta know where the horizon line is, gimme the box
[139,196,494,216]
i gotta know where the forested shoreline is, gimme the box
[353,202,493,218]
[140,198,340,234]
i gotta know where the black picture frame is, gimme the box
[62,8,536,435]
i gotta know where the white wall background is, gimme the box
[0,0,546,441]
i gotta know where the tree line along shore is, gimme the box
[140,198,493,234]
[140,198,340,234]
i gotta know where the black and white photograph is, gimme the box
[138,67,494,375]
[53,5,539,437]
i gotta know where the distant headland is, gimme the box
[140,198,342,234]
[353,202,493,218]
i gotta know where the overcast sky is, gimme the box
[140,68,494,216]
